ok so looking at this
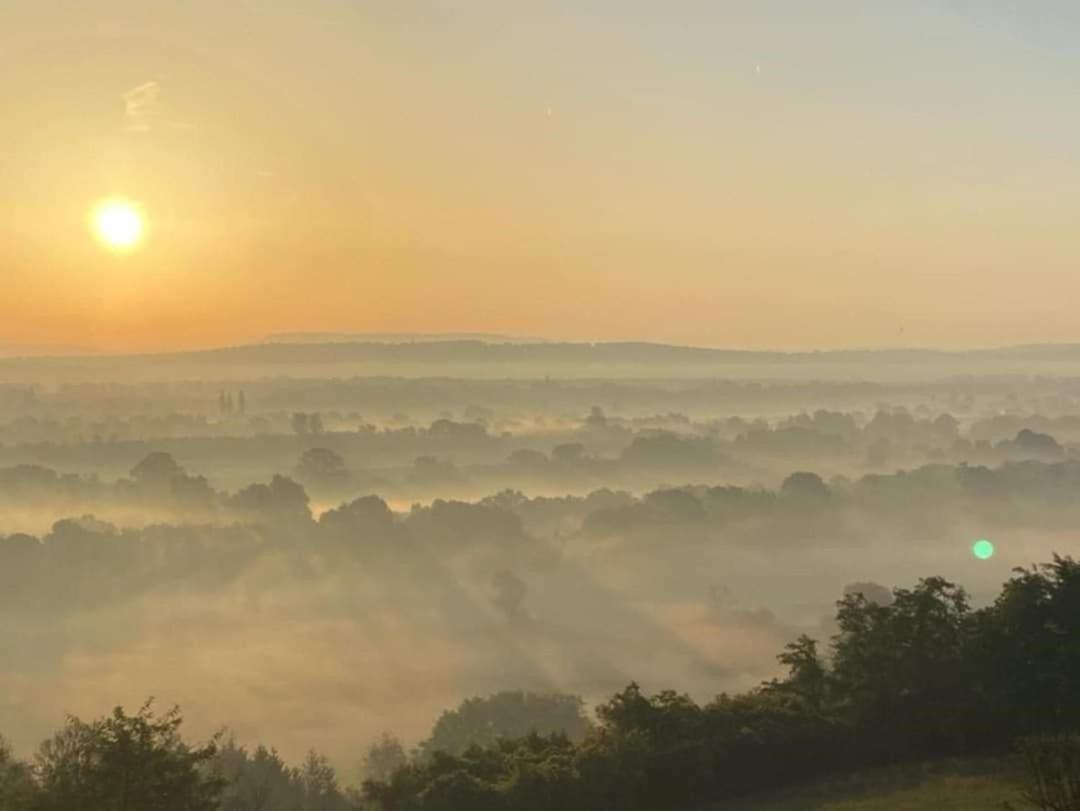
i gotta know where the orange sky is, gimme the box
[3,2,1080,352]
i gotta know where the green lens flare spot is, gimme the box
[972,539,995,560]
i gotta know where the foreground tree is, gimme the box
[34,702,223,811]
[0,735,37,810]
[830,576,975,758]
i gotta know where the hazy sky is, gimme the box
[3,1,1080,352]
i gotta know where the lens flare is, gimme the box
[972,539,995,560]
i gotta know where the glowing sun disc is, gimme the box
[92,198,146,251]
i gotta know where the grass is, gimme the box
[722,756,1032,810]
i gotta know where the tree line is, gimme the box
[361,555,1080,809]
[11,451,1080,617]
[2,556,1078,809]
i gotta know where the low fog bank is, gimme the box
[3,359,1079,776]
[2,385,1080,513]
[1,453,1073,767]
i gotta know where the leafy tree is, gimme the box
[169,472,217,512]
[217,738,301,811]
[780,470,831,506]
[831,576,974,757]
[360,734,408,784]
[976,555,1080,736]
[0,734,37,810]
[772,634,828,711]
[231,475,311,524]
[421,692,591,757]
[297,750,354,811]
[294,448,349,489]
[34,702,224,811]
[130,452,185,488]
[318,496,397,547]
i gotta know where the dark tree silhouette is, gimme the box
[421,692,591,757]
[33,702,223,811]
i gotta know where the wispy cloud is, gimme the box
[123,81,195,133]
[123,81,161,133]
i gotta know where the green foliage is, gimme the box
[294,447,349,491]
[216,739,358,811]
[362,734,409,784]
[361,556,1080,811]
[4,557,1079,811]
[33,701,224,811]
[773,634,828,710]
[217,738,300,811]
[0,735,38,811]
[1017,734,1080,810]
[979,557,1080,736]
[831,576,976,757]
[419,691,591,758]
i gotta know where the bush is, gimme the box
[1018,734,1080,811]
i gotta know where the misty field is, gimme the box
[2,342,1080,810]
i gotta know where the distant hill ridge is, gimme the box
[78,338,1080,364]
[5,338,1080,384]
[263,331,550,345]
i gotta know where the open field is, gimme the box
[730,757,1029,810]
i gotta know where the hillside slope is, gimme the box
[729,756,1028,810]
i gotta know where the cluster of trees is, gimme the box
[5,390,1079,502]
[418,693,592,759]
[0,702,365,811]
[218,391,247,418]
[8,442,1080,530]
[580,458,1080,540]
[0,693,591,811]
[494,413,1072,490]
[0,704,222,811]
[1,559,1077,809]
[12,451,1080,615]
[362,557,1080,810]
[217,742,358,811]
[0,464,538,614]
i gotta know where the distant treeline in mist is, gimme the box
[7,451,1080,615]
[0,401,1076,507]
[4,352,1080,809]
[2,557,1077,810]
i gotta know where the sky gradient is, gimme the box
[3,1,1080,352]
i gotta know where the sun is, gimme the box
[91,198,146,252]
